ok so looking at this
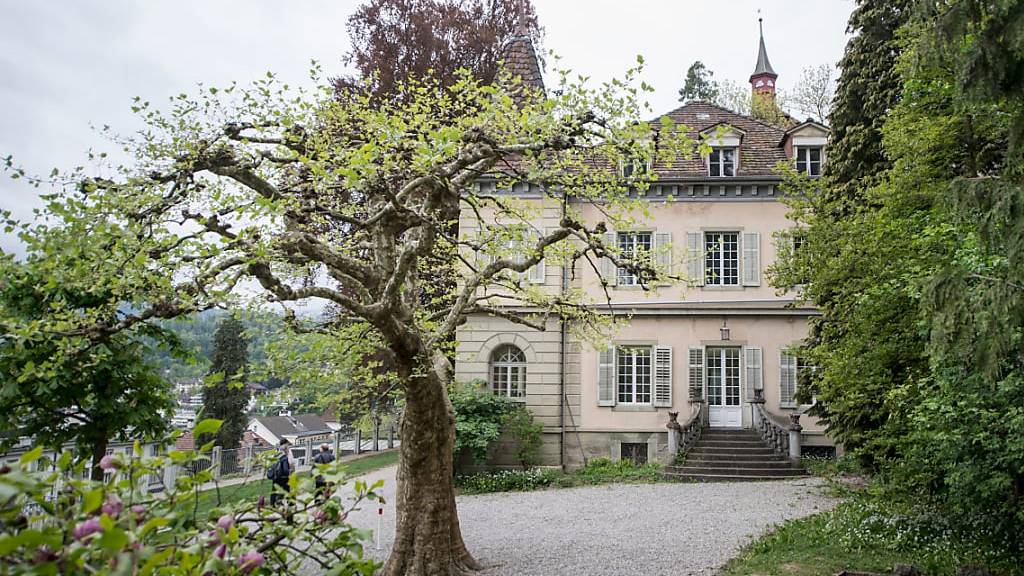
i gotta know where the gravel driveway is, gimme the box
[338,466,836,576]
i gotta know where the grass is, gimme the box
[721,486,1023,576]
[191,450,400,519]
[456,457,664,495]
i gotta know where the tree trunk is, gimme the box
[381,353,481,576]
[89,436,108,482]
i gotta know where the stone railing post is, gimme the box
[354,429,362,455]
[211,446,222,480]
[304,438,314,467]
[788,414,803,465]
[751,388,765,429]
[388,425,395,449]
[332,430,341,457]
[666,411,681,455]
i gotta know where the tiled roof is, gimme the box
[253,414,333,441]
[652,101,788,179]
[500,33,544,94]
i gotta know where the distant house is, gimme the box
[246,413,334,446]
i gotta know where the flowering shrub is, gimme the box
[456,468,559,494]
[456,458,664,495]
[0,420,381,575]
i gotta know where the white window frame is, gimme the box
[616,231,653,286]
[708,147,737,177]
[704,231,740,286]
[795,146,822,177]
[616,346,652,404]
[490,345,526,399]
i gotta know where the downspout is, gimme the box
[559,260,567,470]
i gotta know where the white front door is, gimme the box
[707,347,742,428]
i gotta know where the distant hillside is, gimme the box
[148,309,289,385]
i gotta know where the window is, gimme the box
[796,146,822,177]
[709,147,736,177]
[620,442,648,465]
[704,232,739,286]
[617,346,652,404]
[490,345,526,398]
[781,353,816,406]
[621,157,648,179]
[616,231,652,286]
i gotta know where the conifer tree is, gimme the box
[201,315,250,449]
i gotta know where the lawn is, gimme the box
[721,458,1022,576]
[191,450,400,519]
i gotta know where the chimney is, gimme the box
[749,17,778,100]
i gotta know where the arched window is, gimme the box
[490,344,526,398]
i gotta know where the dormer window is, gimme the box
[709,148,737,177]
[796,147,822,177]
[621,157,650,180]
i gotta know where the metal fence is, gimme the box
[2,425,401,500]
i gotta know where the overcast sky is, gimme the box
[0,0,853,254]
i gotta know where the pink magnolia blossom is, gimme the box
[214,544,227,559]
[238,550,264,573]
[98,455,118,471]
[216,514,234,531]
[101,495,123,518]
[73,517,103,541]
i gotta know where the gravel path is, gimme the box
[338,466,837,576]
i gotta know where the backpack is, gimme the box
[266,456,287,481]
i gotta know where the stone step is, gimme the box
[666,465,806,477]
[683,457,793,468]
[688,446,777,455]
[661,472,806,483]
[684,451,786,462]
[695,440,769,449]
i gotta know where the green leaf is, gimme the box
[192,418,223,438]
[19,446,43,465]
[97,525,129,553]
[82,488,104,514]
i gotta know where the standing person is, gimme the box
[267,438,292,505]
[312,443,335,502]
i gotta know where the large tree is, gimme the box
[336,0,542,100]
[0,261,175,480]
[201,314,250,450]
[677,60,718,102]
[5,61,691,574]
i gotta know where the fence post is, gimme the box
[304,438,313,467]
[333,431,341,457]
[211,446,222,480]
[243,443,253,475]
[354,429,362,455]
[388,425,395,449]
[372,423,380,452]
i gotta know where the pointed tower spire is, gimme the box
[749,14,778,100]
[500,8,545,98]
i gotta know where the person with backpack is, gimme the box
[267,438,292,505]
[312,443,335,502]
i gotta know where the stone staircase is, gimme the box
[662,428,808,482]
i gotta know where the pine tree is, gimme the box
[823,0,911,210]
[678,61,718,102]
[201,315,250,449]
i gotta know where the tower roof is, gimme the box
[501,31,545,93]
[750,17,777,79]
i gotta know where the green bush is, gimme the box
[0,420,380,575]
[456,468,559,494]
[451,381,542,470]
[456,458,664,494]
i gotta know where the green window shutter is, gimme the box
[780,352,797,406]
[687,346,704,400]
[653,345,673,407]
[742,232,761,286]
[686,232,704,287]
[654,231,672,284]
[744,346,762,401]
[598,347,617,406]
[600,232,618,286]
